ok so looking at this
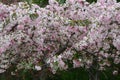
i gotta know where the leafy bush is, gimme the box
[0,0,120,80]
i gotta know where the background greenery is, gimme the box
[0,0,120,6]
[27,0,120,7]
[0,67,120,80]
[0,0,120,80]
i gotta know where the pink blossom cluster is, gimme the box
[0,0,120,75]
[0,3,9,21]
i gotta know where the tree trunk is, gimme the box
[88,68,100,80]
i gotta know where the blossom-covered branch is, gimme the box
[0,0,120,76]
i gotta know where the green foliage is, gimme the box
[55,68,89,80]
[0,0,119,6]
[25,0,48,7]
[0,67,120,80]
[56,0,66,4]
[69,19,91,26]
[32,0,48,7]
[29,13,39,20]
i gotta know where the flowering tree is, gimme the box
[0,0,120,80]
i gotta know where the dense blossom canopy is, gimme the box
[0,0,120,75]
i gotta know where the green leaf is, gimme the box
[29,13,39,20]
